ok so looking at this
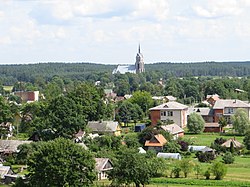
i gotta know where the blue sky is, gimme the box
[0,0,250,64]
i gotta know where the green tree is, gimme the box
[124,133,140,148]
[129,90,153,115]
[42,95,86,140]
[0,96,13,123]
[179,159,193,178]
[24,138,96,186]
[211,161,227,180]
[109,149,151,187]
[243,129,250,150]
[222,152,235,164]
[187,113,205,134]
[232,108,250,135]
[218,117,227,132]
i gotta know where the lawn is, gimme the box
[184,133,244,146]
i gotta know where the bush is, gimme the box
[178,140,189,151]
[211,161,227,180]
[222,152,235,164]
[171,166,181,178]
[204,168,211,180]
[196,152,215,163]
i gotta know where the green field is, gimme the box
[184,133,244,146]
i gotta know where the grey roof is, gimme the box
[161,124,184,135]
[112,65,136,74]
[95,158,113,172]
[188,107,213,116]
[156,152,181,160]
[221,138,243,148]
[0,140,32,153]
[149,102,188,110]
[87,121,119,133]
[213,99,250,109]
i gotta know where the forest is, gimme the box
[1,61,250,85]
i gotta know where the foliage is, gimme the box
[178,140,189,151]
[218,117,227,130]
[171,166,181,178]
[243,130,250,150]
[187,113,205,134]
[232,108,250,135]
[23,138,96,187]
[164,141,181,153]
[129,90,154,115]
[116,100,143,125]
[204,168,211,180]
[211,161,227,180]
[211,137,227,153]
[196,151,215,163]
[124,133,140,148]
[179,159,193,178]
[222,152,235,164]
[109,149,152,187]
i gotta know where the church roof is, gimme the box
[112,65,136,74]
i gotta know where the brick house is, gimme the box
[149,102,188,128]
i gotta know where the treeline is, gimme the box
[1,61,250,85]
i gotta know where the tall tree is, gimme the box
[187,113,205,134]
[232,108,250,135]
[23,138,96,186]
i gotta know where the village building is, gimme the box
[144,134,167,152]
[87,121,122,136]
[149,101,188,128]
[95,158,113,180]
[13,91,39,103]
[161,124,184,139]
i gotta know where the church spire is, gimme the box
[138,43,141,54]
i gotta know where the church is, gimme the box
[112,45,145,74]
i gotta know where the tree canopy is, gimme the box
[23,138,96,187]
[187,113,205,134]
[232,108,250,135]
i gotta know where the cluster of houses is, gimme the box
[0,92,249,183]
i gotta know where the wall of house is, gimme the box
[214,109,223,122]
[204,127,220,133]
[150,110,161,125]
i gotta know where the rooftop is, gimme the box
[213,99,250,109]
[149,101,188,110]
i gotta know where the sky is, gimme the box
[1,0,250,65]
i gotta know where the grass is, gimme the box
[184,133,244,146]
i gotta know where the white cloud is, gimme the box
[0,36,11,45]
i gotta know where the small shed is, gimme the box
[157,152,181,160]
[221,138,243,148]
[95,158,113,180]
[134,124,146,132]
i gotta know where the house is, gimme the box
[156,152,181,160]
[213,99,250,124]
[204,123,221,133]
[188,107,214,123]
[95,158,113,180]
[0,166,13,179]
[149,102,188,128]
[145,134,167,152]
[134,124,146,132]
[14,91,39,103]
[87,121,122,136]
[206,94,220,106]
[104,89,117,100]
[152,95,177,104]
[0,140,32,154]
[188,146,215,153]
[221,138,243,149]
[161,124,184,139]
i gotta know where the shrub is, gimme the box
[178,140,189,151]
[196,152,215,163]
[204,168,211,180]
[211,161,227,180]
[222,152,235,164]
[171,166,181,178]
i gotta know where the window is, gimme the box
[161,111,166,116]
[228,108,234,114]
[167,111,173,116]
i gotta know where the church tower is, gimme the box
[135,44,145,74]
